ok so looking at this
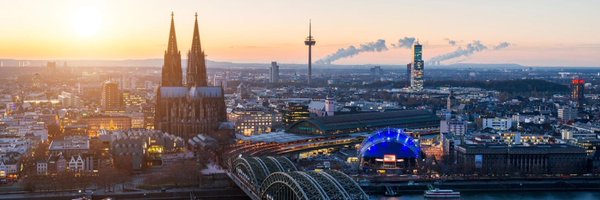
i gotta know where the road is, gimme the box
[0,187,249,200]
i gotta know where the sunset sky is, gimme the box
[0,0,599,66]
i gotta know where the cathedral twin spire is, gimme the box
[187,13,208,87]
[161,12,207,87]
[167,12,179,55]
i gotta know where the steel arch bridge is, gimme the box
[231,156,368,200]
[233,156,298,187]
[260,170,369,200]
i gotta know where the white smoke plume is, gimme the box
[429,40,487,64]
[315,37,510,65]
[315,39,388,64]
[428,41,512,65]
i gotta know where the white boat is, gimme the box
[424,187,460,198]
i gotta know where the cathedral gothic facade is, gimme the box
[155,13,227,141]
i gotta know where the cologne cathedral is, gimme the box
[155,13,227,141]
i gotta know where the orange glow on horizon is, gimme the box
[0,0,598,66]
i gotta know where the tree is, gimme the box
[20,141,49,177]
[96,167,130,192]
[113,155,133,172]
[143,160,202,188]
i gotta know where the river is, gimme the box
[371,191,600,200]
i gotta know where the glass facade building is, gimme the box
[410,42,424,91]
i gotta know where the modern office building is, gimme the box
[46,61,57,72]
[101,80,123,111]
[479,117,513,131]
[370,66,383,77]
[230,109,282,136]
[282,103,310,126]
[410,41,424,91]
[270,61,279,83]
[58,91,82,108]
[558,106,578,122]
[122,91,145,107]
[440,119,467,135]
[572,78,585,106]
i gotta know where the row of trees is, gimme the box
[143,160,202,188]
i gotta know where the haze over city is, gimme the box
[1,0,599,66]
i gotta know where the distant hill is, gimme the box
[427,79,570,94]
[0,58,230,68]
[437,63,525,69]
[0,59,564,70]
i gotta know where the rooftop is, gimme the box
[160,86,223,98]
[457,143,586,154]
[49,137,90,151]
[236,131,326,143]
[287,110,439,134]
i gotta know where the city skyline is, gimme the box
[1,1,600,198]
[0,0,599,67]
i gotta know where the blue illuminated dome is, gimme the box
[359,128,421,160]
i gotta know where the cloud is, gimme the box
[391,37,416,49]
[445,38,457,46]
[493,42,511,50]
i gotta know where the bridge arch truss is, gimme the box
[233,156,298,187]
[260,170,368,200]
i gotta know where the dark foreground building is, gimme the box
[287,110,439,135]
[456,144,587,175]
[155,13,227,141]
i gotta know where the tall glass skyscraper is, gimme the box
[572,78,585,107]
[410,41,424,91]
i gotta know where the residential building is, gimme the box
[480,117,513,131]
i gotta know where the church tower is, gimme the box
[156,12,227,141]
[161,12,183,86]
[325,95,335,116]
[186,13,208,87]
[447,90,454,110]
